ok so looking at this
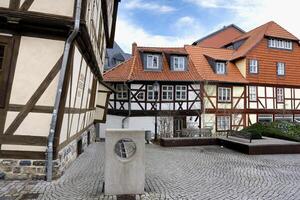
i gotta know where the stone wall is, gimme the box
[0,125,96,180]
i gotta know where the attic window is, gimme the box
[173,56,185,71]
[216,62,226,74]
[268,38,292,50]
[147,55,159,69]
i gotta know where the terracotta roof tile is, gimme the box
[185,46,247,83]
[193,25,245,48]
[230,21,299,60]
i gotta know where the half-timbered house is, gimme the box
[0,0,120,180]
[103,21,300,140]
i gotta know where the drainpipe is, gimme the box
[122,82,131,128]
[46,0,82,182]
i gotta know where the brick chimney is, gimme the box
[132,42,137,55]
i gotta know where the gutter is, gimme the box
[122,82,131,128]
[46,0,82,182]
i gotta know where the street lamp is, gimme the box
[153,81,159,141]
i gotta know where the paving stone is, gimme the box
[0,144,300,200]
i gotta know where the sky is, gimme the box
[115,0,300,53]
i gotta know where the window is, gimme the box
[146,55,159,69]
[162,85,173,101]
[275,114,293,122]
[116,84,128,100]
[176,85,187,100]
[0,45,4,70]
[277,62,285,76]
[218,87,231,102]
[173,56,185,71]
[277,88,284,103]
[147,85,158,101]
[104,57,109,67]
[216,62,225,74]
[268,38,292,50]
[136,92,145,101]
[294,115,300,123]
[249,59,258,74]
[217,116,230,131]
[249,86,257,101]
[258,114,273,123]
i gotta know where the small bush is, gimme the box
[242,121,300,142]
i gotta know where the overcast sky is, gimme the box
[115,0,300,53]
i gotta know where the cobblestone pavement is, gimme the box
[1,143,300,200]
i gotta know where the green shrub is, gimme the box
[242,121,300,142]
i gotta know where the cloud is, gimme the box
[115,17,203,53]
[176,16,196,27]
[185,0,300,38]
[124,0,176,13]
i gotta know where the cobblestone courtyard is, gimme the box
[1,143,300,200]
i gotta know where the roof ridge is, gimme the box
[127,49,138,80]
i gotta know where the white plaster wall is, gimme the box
[29,0,74,17]
[10,36,64,106]
[258,87,265,97]
[266,87,273,97]
[1,145,46,152]
[295,89,300,98]
[4,111,52,137]
[201,114,215,132]
[249,114,257,124]
[0,0,9,8]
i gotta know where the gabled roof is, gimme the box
[185,46,247,83]
[104,46,203,82]
[230,21,299,60]
[104,45,247,84]
[193,24,245,48]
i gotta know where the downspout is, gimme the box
[46,0,82,182]
[122,82,131,128]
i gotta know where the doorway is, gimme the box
[77,139,83,157]
[173,116,186,137]
[87,131,91,146]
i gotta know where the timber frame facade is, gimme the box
[0,0,120,180]
[103,21,300,138]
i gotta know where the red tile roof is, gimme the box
[104,47,203,82]
[185,46,247,83]
[193,25,245,48]
[230,21,299,60]
[104,21,299,86]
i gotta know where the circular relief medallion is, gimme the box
[114,138,137,159]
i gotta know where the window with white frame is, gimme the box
[173,56,185,71]
[277,62,285,76]
[258,114,273,123]
[249,59,258,74]
[116,84,128,100]
[218,87,231,102]
[216,62,226,74]
[162,85,173,101]
[275,114,293,122]
[277,88,284,103]
[147,85,157,101]
[217,116,230,131]
[176,85,187,100]
[249,86,257,101]
[146,54,159,69]
[268,38,292,50]
[136,91,145,101]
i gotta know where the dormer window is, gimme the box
[146,54,159,69]
[173,56,185,71]
[268,38,292,50]
[216,62,226,74]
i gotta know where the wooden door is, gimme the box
[77,139,83,156]
[174,116,186,137]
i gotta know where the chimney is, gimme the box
[132,42,137,55]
